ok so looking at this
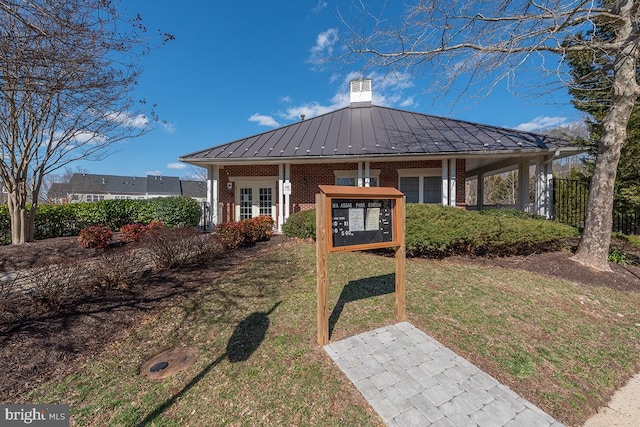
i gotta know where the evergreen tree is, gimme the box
[567,17,640,215]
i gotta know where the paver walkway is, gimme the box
[324,322,563,427]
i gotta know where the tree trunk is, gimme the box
[572,13,639,271]
[7,190,28,244]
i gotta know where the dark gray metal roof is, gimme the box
[180,104,578,163]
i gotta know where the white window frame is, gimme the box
[334,169,380,187]
[397,168,443,204]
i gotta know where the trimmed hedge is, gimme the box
[0,196,202,244]
[404,204,578,257]
[282,204,580,257]
[281,209,316,239]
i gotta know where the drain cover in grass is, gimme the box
[141,347,198,379]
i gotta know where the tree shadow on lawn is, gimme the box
[137,301,281,426]
[328,273,395,339]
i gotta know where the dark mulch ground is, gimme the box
[0,235,639,404]
[0,235,290,403]
[450,237,640,292]
[454,250,640,292]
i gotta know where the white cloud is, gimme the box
[161,121,176,133]
[71,131,108,145]
[278,72,418,122]
[312,0,327,13]
[308,28,338,64]
[515,116,567,132]
[167,162,186,169]
[105,111,149,128]
[249,113,280,127]
[280,95,292,103]
[146,170,162,176]
[400,97,416,108]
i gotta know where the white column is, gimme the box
[207,165,219,227]
[357,162,363,187]
[442,159,449,206]
[518,161,530,211]
[449,159,457,207]
[535,156,552,218]
[278,164,284,232]
[364,161,371,187]
[285,163,291,225]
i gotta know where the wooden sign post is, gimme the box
[316,185,406,346]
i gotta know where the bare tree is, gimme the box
[341,0,639,271]
[0,0,171,244]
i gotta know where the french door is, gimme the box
[235,183,275,221]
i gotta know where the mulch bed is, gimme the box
[0,235,289,403]
[0,234,639,404]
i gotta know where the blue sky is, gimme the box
[74,0,583,178]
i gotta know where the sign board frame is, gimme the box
[316,185,406,346]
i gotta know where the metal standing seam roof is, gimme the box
[180,104,577,162]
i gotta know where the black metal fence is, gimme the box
[552,178,640,235]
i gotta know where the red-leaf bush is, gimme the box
[215,221,245,249]
[146,220,165,230]
[215,216,274,249]
[119,223,148,243]
[78,225,113,248]
[250,215,275,241]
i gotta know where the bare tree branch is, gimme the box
[0,0,170,243]
[339,0,640,271]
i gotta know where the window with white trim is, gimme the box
[398,169,442,204]
[334,170,380,187]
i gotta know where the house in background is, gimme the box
[180,79,584,231]
[47,173,206,204]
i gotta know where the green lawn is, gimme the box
[27,240,640,426]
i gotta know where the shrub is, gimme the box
[141,227,223,269]
[215,216,275,249]
[215,221,246,249]
[0,197,201,246]
[479,208,547,220]
[0,204,11,245]
[26,262,90,311]
[405,204,579,257]
[137,196,202,227]
[119,223,148,243]
[78,225,113,248]
[146,220,165,230]
[244,216,275,243]
[282,209,316,239]
[93,250,151,290]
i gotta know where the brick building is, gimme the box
[180,79,583,230]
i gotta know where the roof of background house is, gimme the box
[147,175,181,195]
[47,173,205,199]
[180,180,206,198]
[180,104,581,163]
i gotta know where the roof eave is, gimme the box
[179,145,586,167]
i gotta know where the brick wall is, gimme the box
[215,159,467,222]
